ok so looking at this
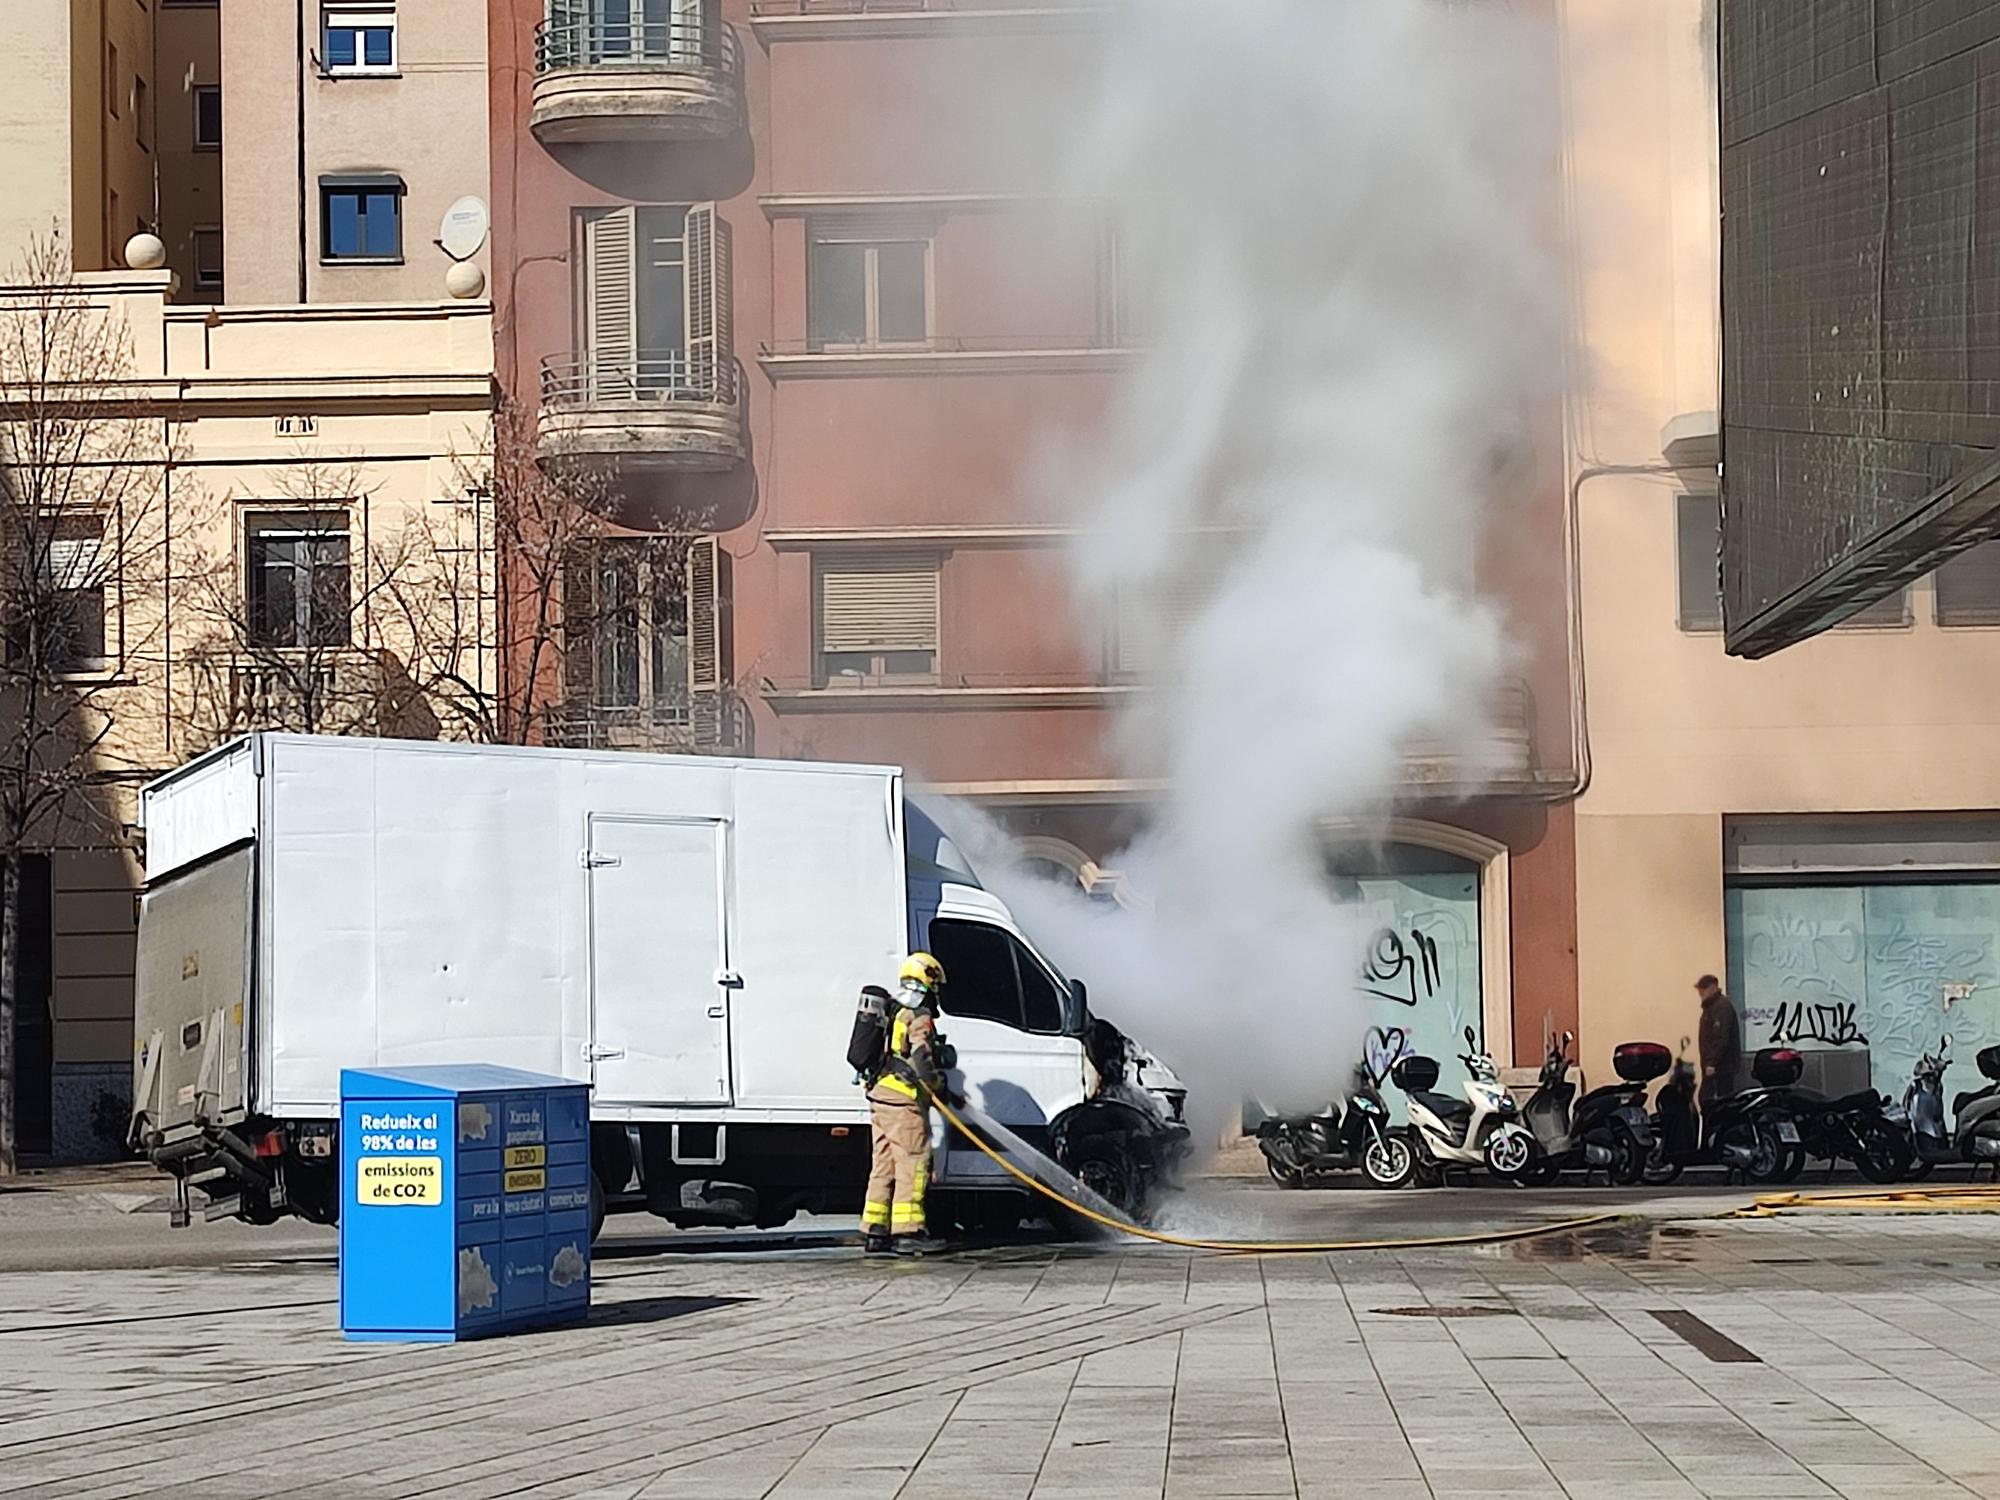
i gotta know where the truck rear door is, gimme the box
[132,845,255,1138]
[586,815,733,1104]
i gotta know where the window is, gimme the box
[1675,492,1722,632]
[808,222,929,349]
[814,552,939,685]
[1832,588,1909,630]
[321,177,403,262]
[106,190,120,263]
[41,533,109,674]
[558,0,717,66]
[577,204,730,398]
[1099,228,1154,347]
[193,85,221,149]
[106,42,119,117]
[193,228,223,293]
[1935,541,2000,627]
[566,540,689,715]
[925,919,1068,1035]
[246,514,351,648]
[1111,575,1212,678]
[135,75,149,148]
[322,5,397,74]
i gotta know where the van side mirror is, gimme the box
[1065,978,1090,1034]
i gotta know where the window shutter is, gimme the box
[582,207,637,396]
[1936,541,2000,626]
[684,202,731,401]
[686,534,731,693]
[1114,578,1206,676]
[687,535,732,747]
[817,553,940,653]
[45,537,105,589]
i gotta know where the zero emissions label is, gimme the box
[356,1156,443,1206]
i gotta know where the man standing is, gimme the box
[862,952,952,1259]
[1696,974,1741,1117]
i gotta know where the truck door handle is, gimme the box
[715,969,743,988]
[585,1044,626,1061]
[706,1005,726,1019]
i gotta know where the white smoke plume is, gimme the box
[963,0,1563,1137]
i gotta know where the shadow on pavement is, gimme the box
[590,1294,751,1328]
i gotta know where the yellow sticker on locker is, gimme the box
[356,1156,443,1206]
[504,1168,546,1193]
[504,1145,546,1169]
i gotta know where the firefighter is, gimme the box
[862,952,953,1258]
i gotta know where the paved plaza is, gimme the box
[4,1175,2000,1500]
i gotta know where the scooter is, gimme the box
[1896,1036,2000,1180]
[1255,1044,1415,1190]
[1650,1045,1807,1183]
[1519,1032,1663,1185]
[1393,1027,1541,1186]
[1642,1038,1697,1185]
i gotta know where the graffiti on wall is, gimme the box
[1768,1000,1867,1047]
[1728,884,2000,1101]
[1360,926,1442,1008]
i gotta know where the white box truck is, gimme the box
[130,735,1188,1234]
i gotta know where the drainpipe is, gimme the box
[296,0,308,301]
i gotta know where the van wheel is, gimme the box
[1064,1137,1140,1219]
[589,1175,607,1244]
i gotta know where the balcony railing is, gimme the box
[534,17,737,75]
[226,656,346,732]
[544,694,747,753]
[531,19,742,143]
[540,351,737,409]
[536,351,745,472]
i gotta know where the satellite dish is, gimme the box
[438,196,490,262]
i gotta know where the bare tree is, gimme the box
[0,236,168,1176]
[456,392,721,750]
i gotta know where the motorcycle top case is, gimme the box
[1612,1042,1672,1083]
[1979,1045,2000,1082]
[1752,1047,1805,1087]
[1392,1055,1441,1092]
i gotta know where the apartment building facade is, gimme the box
[221,0,491,304]
[489,0,1585,1075]
[1567,0,2000,1099]
[2,2,499,1160]
[0,0,159,276]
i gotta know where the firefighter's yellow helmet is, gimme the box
[899,952,946,995]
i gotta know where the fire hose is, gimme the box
[929,1095,1624,1255]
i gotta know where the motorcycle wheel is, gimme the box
[1640,1135,1684,1186]
[1849,1119,1913,1185]
[1720,1121,1782,1182]
[1484,1129,1537,1184]
[1265,1155,1305,1190]
[1413,1154,1445,1189]
[1903,1158,1935,1183]
[1771,1141,1807,1184]
[1361,1131,1416,1190]
[1608,1125,1646,1187]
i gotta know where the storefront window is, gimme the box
[1726,882,2000,1101]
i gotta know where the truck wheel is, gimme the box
[1065,1136,1140,1218]
[589,1175,606,1244]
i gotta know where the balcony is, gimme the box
[531,18,742,144]
[544,695,746,754]
[537,351,745,474]
[1400,677,1538,793]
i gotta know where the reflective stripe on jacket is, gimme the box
[869,1004,937,1104]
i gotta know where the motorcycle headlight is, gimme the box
[1496,1096,1518,1116]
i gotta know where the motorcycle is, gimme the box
[1751,1050,1911,1184]
[1650,1045,1807,1183]
[1393,1027,1541,1186]
[1894,1036,2000,1180]
[1254,1040,1415,1191]
[1519,1032,1663,1186]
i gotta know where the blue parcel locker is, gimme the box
[340,1065,592,1342]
